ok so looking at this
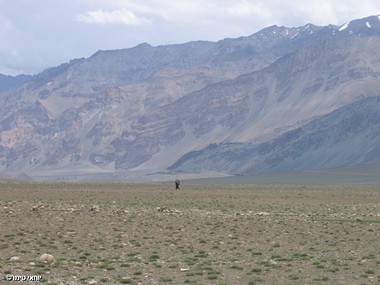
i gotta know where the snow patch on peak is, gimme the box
[378,15,380,21]
[338,22,349,31]
[291,32,299,39]
[366,21,371,28]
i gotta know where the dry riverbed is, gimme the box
[0,182,379,285]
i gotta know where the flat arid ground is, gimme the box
[1,182,379,285]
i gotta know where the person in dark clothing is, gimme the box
[175,180,180,191]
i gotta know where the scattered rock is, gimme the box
[180,268,190,272]
[39,253,55,263]
[88,280,97,285]
[157,206,181,214]
[114,209,129,214]
[256,212,270,216]
[10,256,20,261]
[32,204,45,211]
[269,259,277,265]
[89,205,100,212]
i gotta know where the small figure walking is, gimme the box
[175,179,180,191]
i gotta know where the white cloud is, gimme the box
[263,0,380,27]
[77,8,151,26]
[226,1,271,18]
[0,17,12,35]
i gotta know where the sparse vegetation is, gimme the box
[0,181,379,284]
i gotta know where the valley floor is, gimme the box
[1,182,380,284]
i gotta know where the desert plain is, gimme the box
[0,181,379,285]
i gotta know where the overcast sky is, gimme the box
[1,0,380,75]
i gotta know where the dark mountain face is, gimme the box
[1,15,380,176]
[169,95,380,175]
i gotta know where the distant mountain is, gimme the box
[1,15,380,178]
[337,15,380,35]
[169,95,380,174]
[0,74,33,92]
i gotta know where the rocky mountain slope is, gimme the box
[170,95,380,174]
[1,15,380,177]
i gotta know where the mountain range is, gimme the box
[0,74,32,92]
[1,15,380,180]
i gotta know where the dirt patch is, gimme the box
[1,182,379,284]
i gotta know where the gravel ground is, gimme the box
[1,182,379,285]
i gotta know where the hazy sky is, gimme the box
[1,0,380,75]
